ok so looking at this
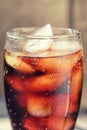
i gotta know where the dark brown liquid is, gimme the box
[4,49,83,130]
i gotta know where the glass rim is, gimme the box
[6,27,81,39]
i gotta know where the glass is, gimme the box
[4,27,83,130]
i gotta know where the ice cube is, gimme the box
[33,24,53,36]
[5,52,35,73]
[24,24,53,53]
[52,41,81,55]
[27,96,51,117]
[24,73,67,92]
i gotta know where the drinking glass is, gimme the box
[4,27,83,130]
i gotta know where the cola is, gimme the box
[4,48,83,130]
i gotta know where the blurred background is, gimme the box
[0,0,87,129]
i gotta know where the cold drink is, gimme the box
[4,26,83,130]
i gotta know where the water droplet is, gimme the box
[9,109,12,112]
[14,112,17,115]
[46,92,48,96]
[42,69,46,73]
[19,129,22,130]
[24,82,28,86]
[22,76,25,79]
[32,61,37,65]
[8,98,11,103]
[4,68,8,75]
[50,75,54,79]
[15,94,17,98]
[19,123,22,126]
[10,80,14,84]
[24,112,28,118]
[13,122,16,127]
[10,88,13,92]
[5,70,8,74]
[7,103,10,106]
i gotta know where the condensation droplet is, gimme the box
[22,76,25,79]
[19,123,22,126]
[9,109,12,112]
[15,94,17,98]
[42,69,46,73]
[5,69,8,74]
[13,123,16,127]
[14,112,17,115]
[7,103,10,106]
[24,112,28,118]
[19,128,22,130]
[32,61,37,65]
[8,98,11,103]
[10,88,13,92]
[50,75,54,79]
[24,82,28,86]
[4,68,8,75]
[46,92,48,96]
[10,80,14,84]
